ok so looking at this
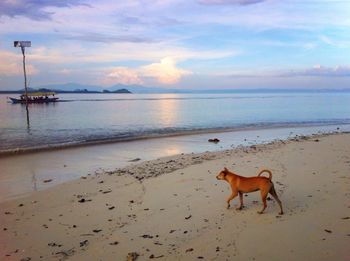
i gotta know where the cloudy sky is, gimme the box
[0,0,350,90]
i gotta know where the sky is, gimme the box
[0,0,350,90]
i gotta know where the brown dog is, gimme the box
[216,168,283,214]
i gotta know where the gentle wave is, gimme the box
[1,120,349,156]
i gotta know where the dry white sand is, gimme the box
[1,133,350,260]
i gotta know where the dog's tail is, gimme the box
[258,169,272,180]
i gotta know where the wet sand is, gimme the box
[1,133,350,260]
[0,124,348,202]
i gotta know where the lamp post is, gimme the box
[14,41,31,128]
[14,41,31,106]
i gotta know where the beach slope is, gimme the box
[1,133,350,260]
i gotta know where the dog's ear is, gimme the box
[224,167,228,172]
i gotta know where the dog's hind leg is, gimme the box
[258,188,269,214]
[269,184,284,215]
[227,190,238,209]
[236,192,244,210]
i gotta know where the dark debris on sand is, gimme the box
[79,240,89,247]
[127,252,139,261]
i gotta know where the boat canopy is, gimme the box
[23,92,56,97]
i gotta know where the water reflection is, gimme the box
[23,101,58,134]
[25,105,31,132]
[158,94,179,126]
[163,146,182,156]
[31,170,37,191]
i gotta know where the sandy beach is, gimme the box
[1,133,350,260]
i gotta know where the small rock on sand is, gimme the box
[141,234,153,239]
[78,198,92,203]
[129,158,141,162]
[127,252,139,261]
[149,254,164,259]
[79,240,89,247]
[208,138,220,143]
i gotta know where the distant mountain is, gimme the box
[107,84,178,93]
[36,83,165,93]
[38,83,102,92]
[0,84,132,94]
[37,83,179,93]
[19,87,38,92]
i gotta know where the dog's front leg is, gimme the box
[227,190,238,209]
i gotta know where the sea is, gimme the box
[1,91,350,153]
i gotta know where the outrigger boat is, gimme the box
[9,92,59,104]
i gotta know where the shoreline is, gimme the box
[1,122,349,157]
[1,132,349,260]
[109,132,334,181]
[0,124,349,203]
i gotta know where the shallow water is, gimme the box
[0,124,349,202]
[1,92,350,151]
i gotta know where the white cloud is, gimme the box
[0,50,39,76]
[1,41,235,66]
[320,35,350,49]
[224,65,350,78]
[284,65,350,77]
[141,57,192,84]
[102,57,192,86]
[104,67,143,85]
[59,68,72,75]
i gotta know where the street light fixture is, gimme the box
[14,41,31,106]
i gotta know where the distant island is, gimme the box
[0,87,132,94]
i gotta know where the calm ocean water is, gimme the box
[0,92,349,152]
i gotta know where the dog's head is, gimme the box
[216,167,229,180]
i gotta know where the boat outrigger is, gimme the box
[9,92,59,104]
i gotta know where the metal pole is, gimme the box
[21,46,29,107]
[21,46,30,128]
